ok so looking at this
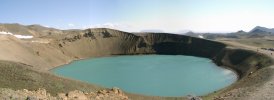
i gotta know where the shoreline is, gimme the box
[46,44,269,99]
[48,53,240,98]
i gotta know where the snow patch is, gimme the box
[0,31,12,35]
[0,31,33,39]
[198,35,204,38]
[31,40,50,43]
[13,35,33,39]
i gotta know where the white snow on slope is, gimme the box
[0,31,33,39]
[0,31,12,35]
[13,35,33,39]
[198,35,204,38]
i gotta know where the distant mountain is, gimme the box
[0,23,63,37]
[184,31,197,36]
[235,30,247,34]
[247,26,274,38]
[249,26,274,34]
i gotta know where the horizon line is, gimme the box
[0,22,264,34]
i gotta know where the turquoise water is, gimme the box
[52,55,237,97]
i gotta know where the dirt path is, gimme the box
[221,41,274,58]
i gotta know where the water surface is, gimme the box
[52,55,237,96]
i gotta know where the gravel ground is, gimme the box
[0,87,129,100]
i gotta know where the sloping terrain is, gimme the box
[0,60,102,95]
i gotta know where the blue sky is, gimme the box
[0,0,274,32]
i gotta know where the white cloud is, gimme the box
[86,22,133,32]
[68,23,75,27]
[91,23,130,28]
